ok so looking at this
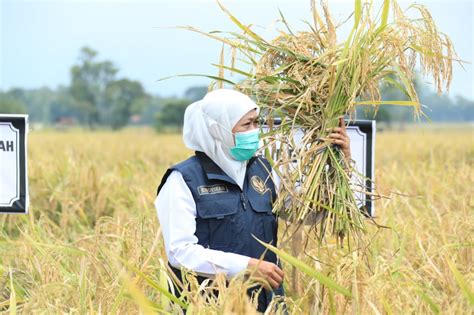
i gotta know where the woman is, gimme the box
[155,89,351,313]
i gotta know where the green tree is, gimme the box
[104,79,148,129]
[139,95,165,125]
[50,86,83,123]
[155,99,190,131]
[0,93,26,114]
[69,46,118,128]
[3,87,56,122]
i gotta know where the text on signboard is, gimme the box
[0,141,14,152]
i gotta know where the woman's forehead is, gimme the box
[241,109,258,120]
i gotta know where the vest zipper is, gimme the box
[240,192,247,210]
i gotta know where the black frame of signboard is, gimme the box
[0,114,28,214]
[346,120,375,217]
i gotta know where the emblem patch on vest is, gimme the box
[250,175,268,195]
[197,184,229,196]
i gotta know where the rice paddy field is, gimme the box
[0,124,473,314]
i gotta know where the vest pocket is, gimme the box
[247,194,273,213]
[195,197,242,249]
[248,194,277,246]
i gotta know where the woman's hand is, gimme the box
[328,117,351,162]
[247,258,284,290]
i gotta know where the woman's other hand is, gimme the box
[247,258,284,290]
[328,117,351,161]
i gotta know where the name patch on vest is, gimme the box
[197,184,229,196]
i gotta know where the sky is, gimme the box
[1,0,473,100]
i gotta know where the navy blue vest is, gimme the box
[158,151,279,262]
[157,151,284,311]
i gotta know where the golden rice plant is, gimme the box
[1,127,472,313]
[176,0,458,248]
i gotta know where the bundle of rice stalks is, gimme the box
[174,0,457,247]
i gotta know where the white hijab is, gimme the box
[183,89,260,189]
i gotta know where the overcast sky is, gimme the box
[1,0,473,100]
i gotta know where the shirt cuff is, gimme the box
[204,251,251,279]
[226,253,251,278]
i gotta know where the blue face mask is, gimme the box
[230,128,260,161]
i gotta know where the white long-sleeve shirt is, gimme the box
[155,160,358,280]
[155,170,251,279]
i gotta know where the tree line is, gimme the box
[0,46,207,130]
[0,46,472,130]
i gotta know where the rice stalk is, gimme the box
[179,0,458,248]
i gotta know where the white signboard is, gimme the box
[0,114,29,214]
[263,119,375,217]
[346,120,375,216]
